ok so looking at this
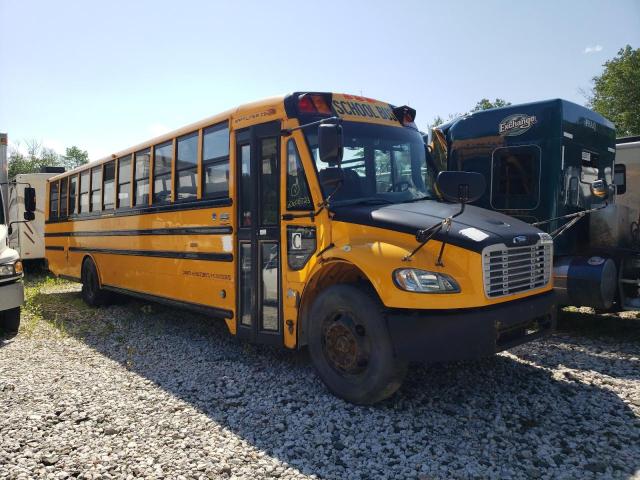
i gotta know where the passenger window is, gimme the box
[176,132,198,201]
[134,149,150,206]
[202,123,230,198]
[49,181,59,219]
[69,175,77,215]
[90,166,102,212]
[117,155,131,209]
[491,146,540,210]
[286,140,312,210]
[153,141,173,204]
[60,177,68,217]
[79,171,90,213]
[103,161,115,210]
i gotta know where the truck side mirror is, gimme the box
[318,123,343,166]
[23,211,35,221]
[614,164,626,195]
[24,187,36,212]
[436,171,485,204]
[590,179,609,199]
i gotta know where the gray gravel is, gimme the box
[1,275,639,479]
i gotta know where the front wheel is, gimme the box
[0,307,20,337]
[308,284,407,405]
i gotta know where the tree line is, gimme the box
[7,141,89,178]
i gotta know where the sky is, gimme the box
[1,0,639,161]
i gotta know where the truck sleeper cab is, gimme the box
[45,92,556,404]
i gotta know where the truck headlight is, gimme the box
[0,261,22,278]
[393,268,460,293]
[538,232,553,244]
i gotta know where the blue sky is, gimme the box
[1,0,639,160]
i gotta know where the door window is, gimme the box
[239,144,252,226]
[261,242,279,332]
[286,140,313,211]
[260,138,278,225]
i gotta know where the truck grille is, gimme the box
[482,242,552,298]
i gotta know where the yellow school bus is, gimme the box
[45,92,556,404]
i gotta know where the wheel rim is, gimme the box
[321,312,370,375]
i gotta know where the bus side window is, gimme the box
[69,175,77,215]
[134,149,150,206]
[202,122,230,198]
[286,140,312,210]
[60,177,68,218]
[117,155,131,209]
[79,171,90,213]
[49,180,59,219]
[176,132,198,201]
[90,166,102,212]
[103,161,115,210]
[153,141,173,204]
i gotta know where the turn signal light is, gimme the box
[298,94,333,115]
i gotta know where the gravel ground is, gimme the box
[1,275,639,480]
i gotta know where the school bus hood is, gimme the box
[330,200,545,253]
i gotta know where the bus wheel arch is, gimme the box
[298,260,378,348]
[80,255,111,307]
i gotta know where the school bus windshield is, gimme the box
[305,122,435,204]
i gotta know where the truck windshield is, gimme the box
[305,122,435,205]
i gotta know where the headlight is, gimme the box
[393,268,460,293]
[0,261,22,278]
[0,262,16,277]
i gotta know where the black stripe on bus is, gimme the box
[45,245,65,251]
[45,197,233,224]
[102,285,234,320]
[45,226,233,238]
[68,246,233,262]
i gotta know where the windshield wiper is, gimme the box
[331,197,396,207]
[400,195,434,203]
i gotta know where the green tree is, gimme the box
[7,139,61,178]
[587,45,640,136]
[62,145,89,170]
[470,98,511,112]
[430,98,511,128]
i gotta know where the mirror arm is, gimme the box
[281,116,341,136]
[7,219,30,235]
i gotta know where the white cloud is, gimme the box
[584,45,603,54]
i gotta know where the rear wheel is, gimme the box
[308,284,407,405]
[0,307,20,337]
[81,258,111,307]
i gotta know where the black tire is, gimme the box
[308,284,407,405]
[0,307,20,337]
[81,258,111,307]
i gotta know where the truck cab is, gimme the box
[431,99,640,310]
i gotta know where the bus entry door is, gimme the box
[235,121,283,345]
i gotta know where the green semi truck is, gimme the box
[428,100,639,311]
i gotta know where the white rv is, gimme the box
[8,170,64,262]
[0,133,37,335]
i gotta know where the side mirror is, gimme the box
[24,187,36,212]
[614,164,626,195]
[24,211,35,221]
[590,179,609,199]
[318,123,343,166]
[318,167,344,189]
[436,171,485,204]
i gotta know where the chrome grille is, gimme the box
[482,242,552,298]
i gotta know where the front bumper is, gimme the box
[0,279,24,311]
[386,291,556,363]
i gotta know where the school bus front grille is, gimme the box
[482,242,552,298]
